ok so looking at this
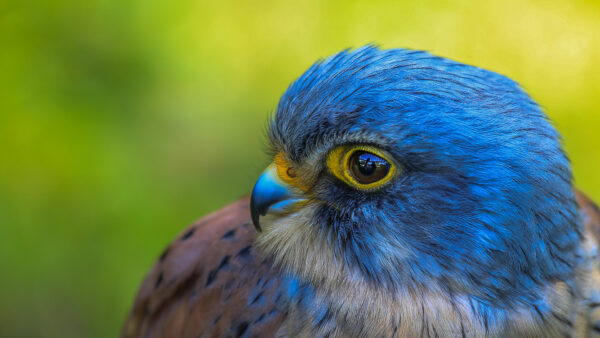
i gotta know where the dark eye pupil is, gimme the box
[350,151,390,184]
[358,157,376,176]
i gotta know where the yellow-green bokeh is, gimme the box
[1,0,599,336]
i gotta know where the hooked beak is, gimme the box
[250,164,304,231]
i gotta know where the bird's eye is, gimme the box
[326,145,397,190]
[349,151,390,184]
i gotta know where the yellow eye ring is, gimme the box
[326,145,398,190]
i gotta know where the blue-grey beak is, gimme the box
[250,165,300,231]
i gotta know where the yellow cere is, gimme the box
[274,153,312,192]
[326,145,398,190]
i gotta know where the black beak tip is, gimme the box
[251,214,262,232]
[250,197,262,232]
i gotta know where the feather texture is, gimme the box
[122,198,285,338]
[122,190,600,337]
[122,46,600,337]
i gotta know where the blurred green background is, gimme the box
[1,0,599,336]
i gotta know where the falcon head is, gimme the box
[250,46,581,306]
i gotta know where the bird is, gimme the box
[121,45,600,337]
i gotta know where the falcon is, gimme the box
[122,46,600,337]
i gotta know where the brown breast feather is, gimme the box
[121,197,285,338]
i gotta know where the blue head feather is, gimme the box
[268,45,581,308]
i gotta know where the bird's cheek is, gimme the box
[254,203,323,267]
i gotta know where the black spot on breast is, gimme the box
[205,270,217,287]
[181,227,197,241]
[218,255,230,269]
[235,321,249,337]
[249,291,264,305]
[221,229,236,240]
[255,313,266,323]
[205,255,231,288]
[236,245,252,258]
[274,292,283,304]
[213,314,222,325]
[155,271,164,289]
